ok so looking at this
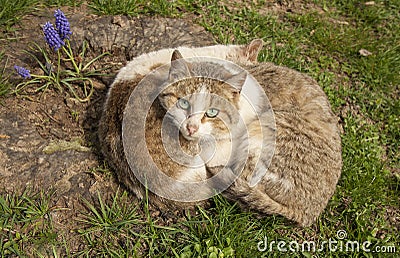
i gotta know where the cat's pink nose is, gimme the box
[187,124,198,135]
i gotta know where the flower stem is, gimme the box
[57,49,61,84]
[62,40,80,75]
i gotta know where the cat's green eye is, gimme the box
[177,98,190,110]
[205,108,219,118]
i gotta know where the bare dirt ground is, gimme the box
[0,7,216,254]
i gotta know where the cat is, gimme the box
[206,62,342,227]
[99,42,342,226]
[98,40,264,207]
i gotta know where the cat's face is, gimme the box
[159,77,242,141]
[158,50,247,141]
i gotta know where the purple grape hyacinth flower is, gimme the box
[54,9,72,40]
[14,65,31,79]
[43,21,65,51]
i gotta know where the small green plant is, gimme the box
[13,9,109,102]
[70,109,79,122]
[87,162,114,180]
[77,190,145,256]
[0,190,58,256]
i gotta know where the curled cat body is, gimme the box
[207,63,342,227]
[99,40,342,226]
[98,40,264,208]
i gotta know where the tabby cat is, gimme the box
[99,42,342,226]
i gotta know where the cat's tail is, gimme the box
[224,174,314,227]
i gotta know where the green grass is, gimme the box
[1,0,399,257]
[0,0,84,34]
[0,190,57,257]
[88,0,181,17]
[0,0,38,32]
[76,191,145,256]
[40,0,84,7]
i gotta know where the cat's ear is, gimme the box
[171,49,183,61]
[225,71,247,92]
[244,39,263,63]
[169,50,191,80]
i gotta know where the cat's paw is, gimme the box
[204,164,259,202]
[198,136,217,163]
[205,165,224,177]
